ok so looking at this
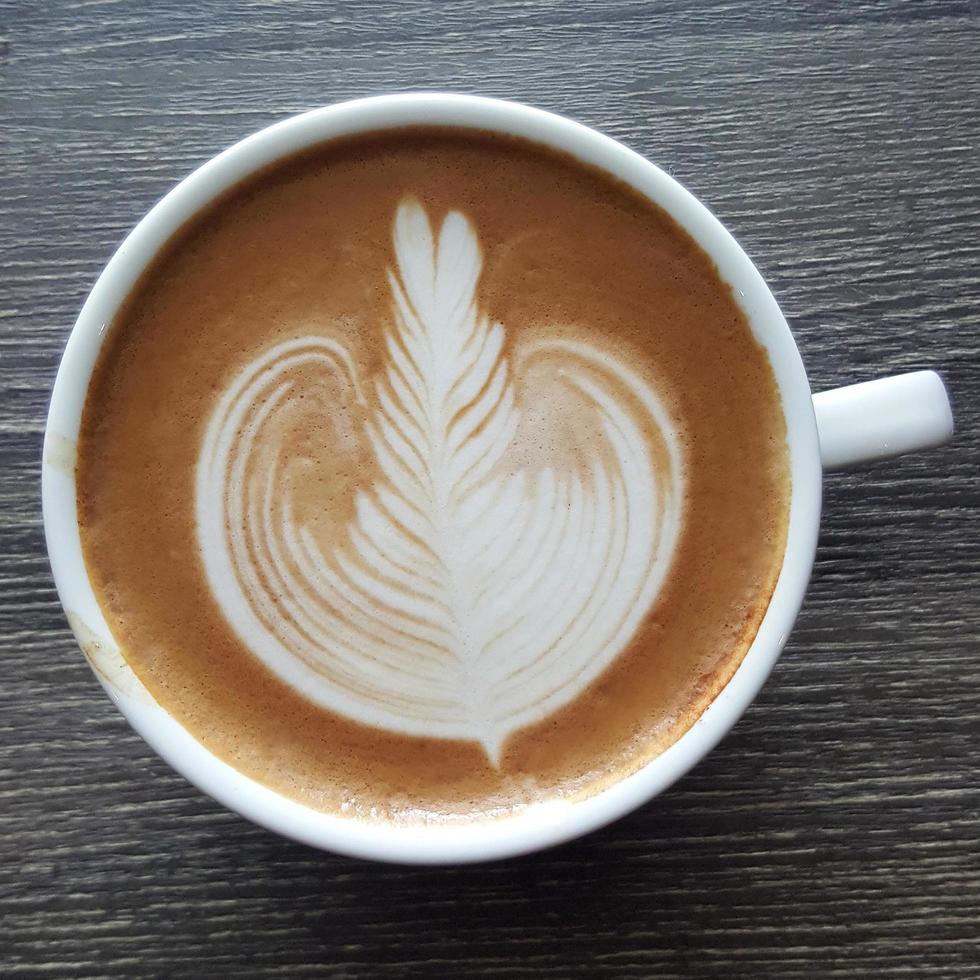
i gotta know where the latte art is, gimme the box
[196,199,684,761]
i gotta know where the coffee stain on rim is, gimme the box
[66,610,153,705]
[44,433,78,478]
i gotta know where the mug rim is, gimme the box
[42,93,822,863]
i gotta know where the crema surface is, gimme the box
[77,129,789,822]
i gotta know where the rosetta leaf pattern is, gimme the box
[196,198,683,763]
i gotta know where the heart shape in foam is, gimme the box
[196,199,684,763]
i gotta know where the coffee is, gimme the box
[77,128,789,822]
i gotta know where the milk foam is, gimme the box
[196,198,684,763]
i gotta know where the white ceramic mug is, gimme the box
[42,94,954,864]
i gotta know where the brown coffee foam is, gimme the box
[76,128,789,822]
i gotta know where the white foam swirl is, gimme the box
[196,199,684,763]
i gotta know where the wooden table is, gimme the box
[3,2,977,975]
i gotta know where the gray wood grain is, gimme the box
[2,1,978,976]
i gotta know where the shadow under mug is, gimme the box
[42,94,954,863]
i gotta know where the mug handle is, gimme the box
[813,370,954,471]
